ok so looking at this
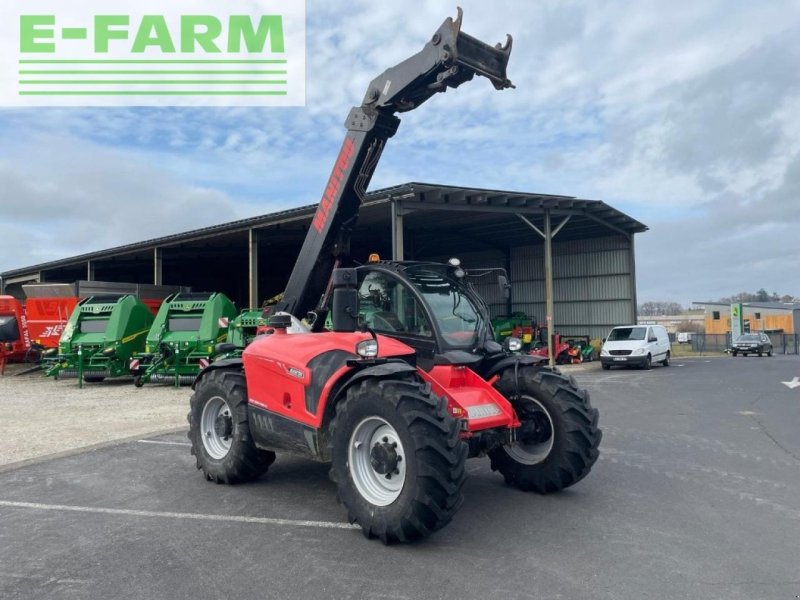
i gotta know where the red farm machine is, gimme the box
[0,296,30,374]
[0,289,78,374]
[187,9,601,544]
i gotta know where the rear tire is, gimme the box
[329,377,467,544]
[662,351,670,367]
[188,368,275,484]
[489,366,601,493]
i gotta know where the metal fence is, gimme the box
[689,333,800,354]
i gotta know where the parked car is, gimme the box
[600,325,671,370]
[731,333,773,357]
[676,332,694,344]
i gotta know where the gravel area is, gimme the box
[0,363,190,469]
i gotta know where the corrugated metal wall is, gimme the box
[430,235,635,340]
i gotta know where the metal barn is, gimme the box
[1,183,647,340]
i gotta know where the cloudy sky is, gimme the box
[1,0,798,305]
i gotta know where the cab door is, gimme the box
[356,269,437,369]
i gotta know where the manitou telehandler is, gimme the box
[188,8,601,544]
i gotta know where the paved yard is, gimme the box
[0,355,798,599]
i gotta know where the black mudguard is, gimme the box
[344,360,419,390]
[483,353,548,380]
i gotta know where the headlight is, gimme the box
[504,337,522,352]
[600,347,609,356]
[356,339,378,358]
[633,348,645,355]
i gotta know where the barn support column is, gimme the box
[153,247,163,285]
[629,234,638,322]
[249,229,260,309]
[517,211,570,367]
[504,247,513,315]
[391,199,404,261]
[543,211,554,367]
[86,260,95,281]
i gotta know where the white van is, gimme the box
[600,325,671,370]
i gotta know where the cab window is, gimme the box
[356,271,432,337]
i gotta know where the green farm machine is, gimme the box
[208,309,269,362]
[225,309,265,349]
[492,312,541,351]
[44,295,153,385]
[130,292,236,387]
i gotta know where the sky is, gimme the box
[1,0,799,306]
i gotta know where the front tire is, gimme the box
[489,366,601,493]
[329,377,467,544]
[643,354,652,370]
[662,351,670,367]
[188,368,275,484]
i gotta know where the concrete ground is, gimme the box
[0,355,799,599]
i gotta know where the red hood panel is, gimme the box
[243,331,414,366]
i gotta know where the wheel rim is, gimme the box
[505,397,555,465]
[348,416,406,506]
[201,395,233,460]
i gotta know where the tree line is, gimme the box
[638,289,797,316]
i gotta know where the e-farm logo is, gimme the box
[0,1,306,107]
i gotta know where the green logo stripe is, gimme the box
[19,90,288,95]
[20,80,287,85]
[20,69,286,75]
[19,59,287,64]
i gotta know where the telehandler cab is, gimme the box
[188,8,601,544]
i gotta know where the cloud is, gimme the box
[0,132,273,270]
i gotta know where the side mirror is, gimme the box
[497,274,510,299]
[331,268,359,333]
[648,336,657,343]
[602,337,606,343]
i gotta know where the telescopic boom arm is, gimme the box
[271,8,513,327]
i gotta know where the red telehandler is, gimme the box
[188,8,601,544]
